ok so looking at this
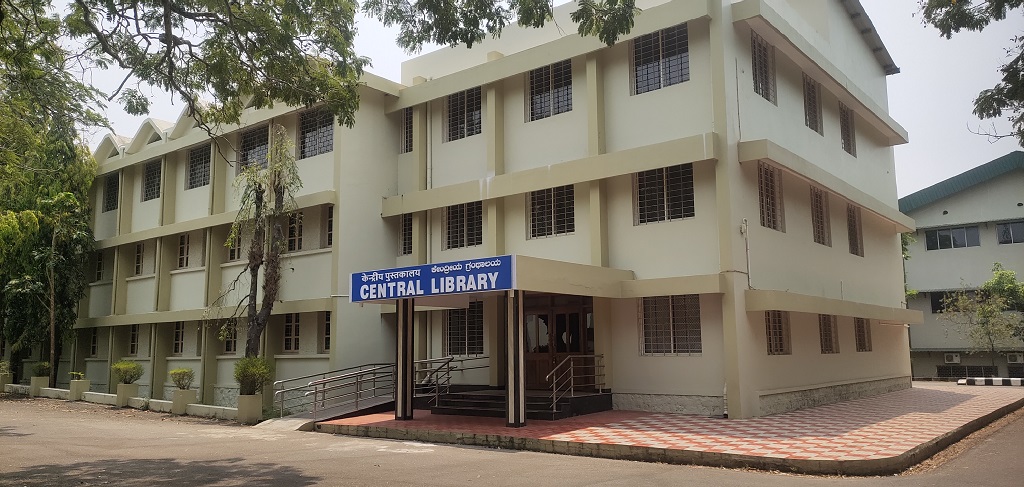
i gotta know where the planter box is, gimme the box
[116,383,140,407]
[69,380,90,401]
[0,372,11,391]
[172,389,198,415]
[29,376,48,397]
[237,394,263,425]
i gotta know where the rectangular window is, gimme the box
[529,185,575,238]
[94,252,104,282]
[228,234,242,261]
[633,163,695,225]
[224,325,238,354]
[803,73,823,134]
[172,322,184,355]
[284,313,300,352]
[134,243,144,276]
[855,318,872,352]
[102,173,119,212]
[142,160,161,201]
[401,107,413,154]
[751,31,777,104]
[178,234,190,268]
[640,295,702,355]
[89,328,98,357]
[400,213,413,256]
[239,125,269,171]
[810,187,831,246]
[758,162,785,232]
[765,310,791,355]
[997,221,1024,244]
[930,292,951,314]
[322,311,331,353]
[818,315,839,354]
[299,108,333,159]
[925,226,981,250]
[128,324,140,355]
[445,87,482,142]
[528,59,573,121]
[325,206,334,247]
[847,204,864,257]
[840,102,857,156]
[287,212,303,252]
[631,23,689,95]
[186,144,211,190]
[444,201,483,250]
[444,301,485,356]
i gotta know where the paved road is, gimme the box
[1,396,1022,486]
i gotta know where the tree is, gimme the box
[919,0,1024,146]
[940,264,1024,366]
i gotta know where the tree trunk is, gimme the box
[245,186,267,358]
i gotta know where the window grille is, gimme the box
[847,204,863,257]
[129,324,139,355]
[631,23,689,95]
[287,212,303,252]
[751,31,777,104]
[238,125,269,171]
[938,365,997,378]
[134,243,144,276]
[444,202,483,249]
[997,221,1024,244]
[640,295,702,355]
[187,144,211,189]
[444,301,484,356]
[322,311,331,353]
[530,185,575,238]
[228,234,242,261]
[810,186,831,246]
[401,107,413,153]
[172,322,184,355]
[325,206,334,247]
[840,103,856,156]
[178,234,190,268]
[95,252,104,282]
[803,73,823,134]
[818,315,839,354]
[926,226,981,250]
[142,160,161,201]
[758,162,785,231]
[765,310,791,355]
[400,213,413,255]
[445,87,482,142]
[529,59,573,121]
[102,173,119,212]
[633,163,695,225]
[284,313,300,352]
[90,329,98,356]
[855,318,872,352]
[299,108,333,159]
[224,325,237,354]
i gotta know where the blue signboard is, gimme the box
[351,255,515,303]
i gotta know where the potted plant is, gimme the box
[110,360,144,407]
[234,356,271,424]
[29,362,51,397]
[68,371,90,401]
[0,361,11,392]
[169,368,197,415]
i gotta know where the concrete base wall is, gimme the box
[82,392,117,405]
[214,386,239,408]
[39,388,69,400]
[758,376,911,416]
[613,393,725,416]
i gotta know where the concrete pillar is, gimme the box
[395,298,415,420]
[505,291,526,427]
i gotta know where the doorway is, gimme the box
[523,293,594,390]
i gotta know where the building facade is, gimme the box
[901,152,1024,379]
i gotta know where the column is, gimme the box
[395,298,415,420]
[505,291,526,427]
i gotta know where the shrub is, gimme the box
[169,368,195,390]
[32,362,51,377]
[68,371,86,380]
[234,356,271,395]
[0,361,10,375]
[111,360,145,384]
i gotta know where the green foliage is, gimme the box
[111,360,145,384]
[31,361,51,377]
[169,368,196,390]
[234,356,272,395]
[68,371,85,380]
[940,263,1024,363]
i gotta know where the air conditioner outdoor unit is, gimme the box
[1007,353,1024,364]
[944,353,961,364]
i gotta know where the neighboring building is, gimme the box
[10,0,918,419]
[900,152,1024,379]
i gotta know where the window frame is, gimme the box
[528,59,573,121]
[321,311,331,354]
[400,213,413,256]
[172,322,184,355]
[141,160,161,202]
[840,102,857,156]
[178,233,190,268]
[751,31,777,104]
[401,107,414,153]
[283,313,300,353]
[925,225,981,250]
[287,212,303,252]
[802,73,823,135]
[224,325,238,354]
[102,173,119,212]
[325,206,334,247]
[94,251,105,282]
[89,328,98,357]
[810,186,831,246]
[299,107,334,159]
[128,324,140,356]
[238,125,269,172]
[855,317,872,352]
[186,144,212,190]
[847,204,864,257]
[630,23,690,95]
[134,243,144,276]
[444,202,483,250]
[639,294,703,356]
[818,314,839,354]
[529,185,575,238]
[765,310,791,355]
[444,87,482,142]
[996,220,1024,245]
[633,163,696,225]
[758,162,785,232]
[443,301,485,356]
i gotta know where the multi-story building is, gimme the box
[25,0,919,420]
[901,152,1024,379]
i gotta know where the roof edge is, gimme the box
[898,151,1024,213]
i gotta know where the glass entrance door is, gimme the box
[522,293,594,389]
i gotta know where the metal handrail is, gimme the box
[545,354,605,411]
[273,362,394,417]
[307,365,397,420]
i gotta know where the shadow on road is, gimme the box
[0,426,30,438]
[0,457,321,486]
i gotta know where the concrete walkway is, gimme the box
[315,382,1024,475]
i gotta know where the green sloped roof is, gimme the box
[898,151,1024,213]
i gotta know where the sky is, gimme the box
[90,2,1024,198]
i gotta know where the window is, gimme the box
[840,102,857,156]
[633,163,695,225]
[445,87,482,142]
[287,212,303,252]
[938,365,997,378]
[997,221,1024,244]
[178,234,190,268]
[640,295,702,355]
[925,226,980,250]
[172,322,184,355]
[228,234,242,261]
[102,173,119,212]
[299,108,333,159]
[401,107,413,153]
[400,213,413,256]
[142,160,161,201]
[129,324,140,355]
[444,301,484,356]
[818,315,839,354]
[810,187,831,246]
[325,206,334,247]
[529,59,572,121]
[930,292,951,314]
[855,318,872,352]
[444,202,483,250]
[751,31,776,104]
[765,310,790,355]
[134,243,144,276]
[224,325,238,354]
[321,311,331,353]
[530,185,575,238]
[239,125,269,170]
[758,162,785,232]
[89,328,98,357]
[803,73,823,134]
[847,204,864,257]
[631,23,689,95]
[187,144,211,189]
[94,252,104,282]
[284,313,300,352]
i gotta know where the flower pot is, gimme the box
[116,383,140,407]
[69,379,91,401]
[172,389,198,415]
[237,393,263,425]
[0,372,12,392]
[29,376,48,397]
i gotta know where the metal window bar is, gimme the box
[134,243,144,276]
[142,160,161,201]
[224,326,237,353]
[400,213,413,255]
[172,322,184,355]
[528,64,552,121]
[546,354,606,411]
[401,107,414,153]
[765,310,790,355]
[640,295,701,355]
[103,173,119,212]
[323,311,331,352]
[284,313,300,352]
[840,103,857,156]
[299,108,333,159]
[758,162,784,231]
[288,212,303,252]
[94,252,104,282]
[444,202,482,249]
[819,315,839,354]
[239,125,269,172]
[228,235,241,261]
[855,318,872,352]
[634,164,694,225]
[751,31,776,104]
[129,324,139,355]
[810,186,831,246]
[187,144,211,189]
[803,74,823,134]
[529,188,554,238]
[445,87,481,141]
[178,234,190,268]
[847,204,863,256]
[326,206,334,247]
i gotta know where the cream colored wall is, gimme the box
[131,164,163,232]
[168,269,205,311]
[87,283,113,318]
[502,189,591,264]
[429,99,488,187]
[94,185,118,240]
[218,261,263,308]
[277,250,332,301]
[125,277,157,314]
[910,172,1024,229]
[906,295,975,350]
